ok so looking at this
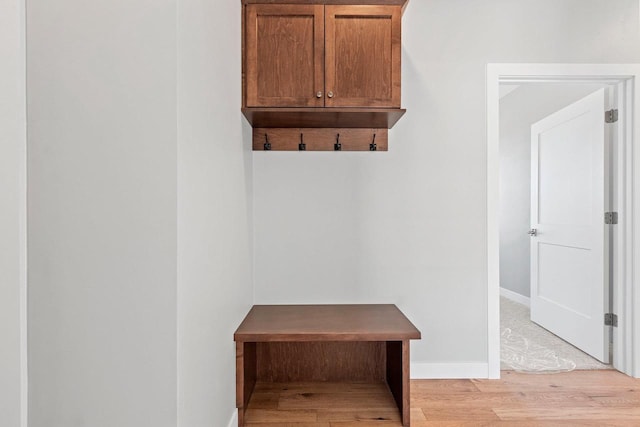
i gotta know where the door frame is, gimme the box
[487,63,640,379]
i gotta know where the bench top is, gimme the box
[234,304,421,342]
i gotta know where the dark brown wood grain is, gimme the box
[384,340,411,425]
[241,107,406,128]
[245,381,402,425]
[325,5,402,108]
[242,0,410,11]
[246,4,324,107]
[242,1,246,108]
[244,342,257,408]
[253,128,388,151]
[257,342,386,382]
[235,305,420,427]
[235,305,421,342]
[401,340,410,426]
[236,342,257,425]
[242,0,407,133]
[236,341,244,408]
[386,341,403,418]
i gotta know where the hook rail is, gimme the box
[253,128,388,152]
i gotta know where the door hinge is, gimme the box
[605,212,618,225]
[605,313,618,327]
[605,109,619,123]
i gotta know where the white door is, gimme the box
[530,88,610,363]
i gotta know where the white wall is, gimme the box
[26,0,254,425]
[0,0,26,425]
[27,1,178,426]
[177,0,253,426]
[254,0,640,371]
[19,1,640,424]
[499,83,607,298]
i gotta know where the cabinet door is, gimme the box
[325,5,401,108]
[245,4,325,108]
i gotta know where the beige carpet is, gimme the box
[501,296,611,372]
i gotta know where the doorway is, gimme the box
[486,63,640,379]
[498,82,612,372]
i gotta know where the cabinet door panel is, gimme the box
[325,5,401,108]
[246,4,324,107]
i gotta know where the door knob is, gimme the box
[528,228,538,236]
[327,91,334,98]
[316,91,323,98]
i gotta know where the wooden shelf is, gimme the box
[241,108,406,129]
[235,304,421,341]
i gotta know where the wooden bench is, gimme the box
[234,304,421,426]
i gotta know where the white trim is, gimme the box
[500,287,530,307]
[18,0,28,424]
[631,76,640,379]
[500,77,624,85]
[227,410,238,427]
[613,80,634,372]
[487,65,501,379]
[411,363,489,379]
[487,63,640,379]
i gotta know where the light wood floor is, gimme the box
[245,370,640,426]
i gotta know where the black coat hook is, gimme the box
[264,133,271,151]
[334,133,342,151]
[299,133,306,151]
[370,134,377,151]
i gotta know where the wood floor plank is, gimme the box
[586,390,640,406]
[413,391,598,408]
[410,379,480,393]
[494,406,640,421]
[329,422,399,427]
[245,409,317,424]
[472,370,637,392]
[411,421,640,427]
[257,382,388,394]
[421,407,500,421]
[316,408,401,422]
[247,392,280,409]
[248,424,330,427]
[279,392,398,410]
[410,407,426,422]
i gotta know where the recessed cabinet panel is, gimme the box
[246,5,324,107]
[325,6,401,108]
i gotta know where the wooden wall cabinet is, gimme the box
[242,0,408,151]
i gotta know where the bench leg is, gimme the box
[386,340,410,426]
[236,342,256,427]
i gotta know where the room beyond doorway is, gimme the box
[486,63,640,379]
[500,296,610,372]
[498,82,612,372]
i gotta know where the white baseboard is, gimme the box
[500,287,530,307]
[227,410,238,427]
[411,362,489,379]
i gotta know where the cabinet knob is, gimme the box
[316,91,323,98]
[327,91,334,98]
